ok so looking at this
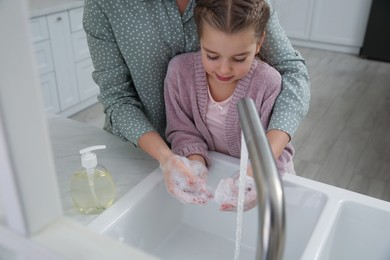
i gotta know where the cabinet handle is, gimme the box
[56,16,62,22]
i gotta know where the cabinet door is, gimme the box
[47,12,80,110]
[72,30,91,62]
[69,7,84,32]
[29,16,49,43]
[40,73,60,114]
[311,0,372,47]
[33,41,54,75]
[75,58,99,101]
[271,0,314,40]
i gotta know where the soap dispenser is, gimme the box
[70,145,115,214]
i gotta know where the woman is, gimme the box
[83,0,310,204]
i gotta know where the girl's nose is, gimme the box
[219,60,231,74]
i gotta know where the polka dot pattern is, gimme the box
[83,0,310,145]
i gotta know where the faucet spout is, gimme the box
[237,97,286,260]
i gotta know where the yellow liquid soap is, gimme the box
[70,164,115,214]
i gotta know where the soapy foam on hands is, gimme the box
[214,174,256,207]
[170,157,214,204]
[169,155,256,207]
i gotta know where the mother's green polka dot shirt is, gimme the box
[83,0,310,146]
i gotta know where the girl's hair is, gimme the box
[194,0,270,40]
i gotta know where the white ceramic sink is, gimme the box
[318,201,390,260]
[88,152,390,259]
[88,152,327,260]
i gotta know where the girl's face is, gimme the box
[200,23,262,87]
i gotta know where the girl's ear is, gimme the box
[256,32,266,54]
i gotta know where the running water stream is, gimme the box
[234,132,249,260]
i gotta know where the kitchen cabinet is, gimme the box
[272,0,314,40]
[30,6,98,117]
[46,11,80,111]
[40,73,60,114]
[271,0,373,54]
[30,16,60,114]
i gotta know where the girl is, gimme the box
[164,0,295,210]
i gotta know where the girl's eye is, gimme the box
[207,55,218,61]
[234,57,246,63]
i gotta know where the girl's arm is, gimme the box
[164,56,211,166]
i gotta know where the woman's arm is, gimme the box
[83,0,156,145]
[266,129,290,160]
[138,131,173,163]
[255,62,289,160]
[260,4,311,141]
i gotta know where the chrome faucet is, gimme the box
[237,98,286,260]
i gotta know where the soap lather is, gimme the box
[71,145,116,214]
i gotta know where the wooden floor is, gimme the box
[70,47,390,202]
[293,47,390,201]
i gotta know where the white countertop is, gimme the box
[47,116,159,225]
[27,0,84,17]
[49,117,390,260]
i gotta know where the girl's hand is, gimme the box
[160,155,213,205]
[214,172,257,212]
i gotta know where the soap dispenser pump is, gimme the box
[70,145,115,214]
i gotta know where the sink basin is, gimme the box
[318,201,390,260]
[88,152,327,260]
